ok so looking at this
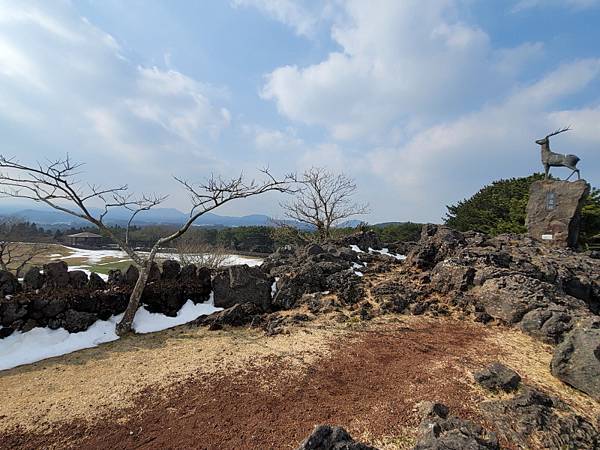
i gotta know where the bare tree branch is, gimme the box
[0,155,294,335]
[280,167,369,241]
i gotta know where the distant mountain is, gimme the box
[370,221,424,228]
[0,205,306,228]
[336,219,364,228]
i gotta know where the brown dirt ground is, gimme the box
[1,316,598,450]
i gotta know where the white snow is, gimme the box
[133,297,221,334]
[0,316,120,371]
[60,246,128,263]
[354,271,364,277]
[369,247,406,260]
[271,277,279,298]
[59,246,263,269]
[223,254,263,267]
[0,297,221,371]
[350,245,405,261]
[68,266,109,281]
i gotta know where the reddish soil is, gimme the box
[0,320,496,450]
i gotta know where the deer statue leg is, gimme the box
[566,170,574,181]
[544,164,550,179]
[576,169,580,180]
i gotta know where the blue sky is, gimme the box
[0,0,599,223]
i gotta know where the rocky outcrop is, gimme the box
[335,230,382,251]
[195,302,263,329]
[23,267,44,291]
[388,224,600,398]
[474,362,521,392]
[262,240,398,310]
[0,270,21,296]
[161,259,181,280]
[296,425,376,450]
[68,270,89,289]
[88,272,106,290]
[481,386,599,448]
[413,402,499,450]
[526,179,590,248]
[42,261,70,288]
[213,265,272,311]
[406,224,466,270]
[551,322,600,399]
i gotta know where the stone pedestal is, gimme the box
[525,179,589,248]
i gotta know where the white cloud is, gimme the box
[128,67,231,143]
[261,0,532,141]
[548,105,600,142]
[253,0,600,221]
[365,59,600,221]
[231,0,325,37]
[242,124,304,152]
[0,1,231,178]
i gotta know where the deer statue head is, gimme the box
[535,126,571,146]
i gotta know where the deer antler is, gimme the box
[546,126,572,139]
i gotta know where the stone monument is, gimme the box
[526,179,589,248]
[527,127,588,248]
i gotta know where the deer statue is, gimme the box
[535,126,581,181]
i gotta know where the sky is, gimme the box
[0,0,599,223]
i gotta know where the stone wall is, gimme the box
[0,260,211,337]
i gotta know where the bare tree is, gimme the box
[0,155,293,335]
[280,167,369,241]
[0,218,50,277]
[174,235,229,269]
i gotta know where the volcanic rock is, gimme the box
[551,323,600,399]
[68,270,89,289]
[213,265,272,311]
[23,267,44,291]
[42,261,69,289]
[413,402,499,450]
[161,259,181,280]
[474,362,521,392]
[0,270,21,296]
[296,425,376,450]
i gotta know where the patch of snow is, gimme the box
[222,254,263,267]
[352,262,366,269]
[61,247,263,268]
[68,267,109,281]
[0,297,221,371]
[271,277,279,298]
[0,315,121,371]
[351,244,405,260]
[61,246,128,264]
[133,296,221,334]
[48,253,63,259]
[368,247,406,260]
[354,271,364,277]
[155,252,263,267]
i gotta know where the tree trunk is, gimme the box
[115,261,151,336]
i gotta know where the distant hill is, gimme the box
[0,205,310,229]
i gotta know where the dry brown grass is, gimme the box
[481,326,600,422]
[0,323,343,433]
[1,312,598,448]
